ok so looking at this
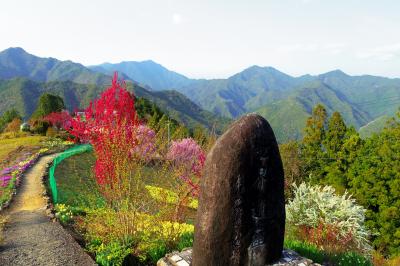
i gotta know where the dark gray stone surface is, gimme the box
[158,248,322,266]
[0,211,96,266]
[192,114,285,266]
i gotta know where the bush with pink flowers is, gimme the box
[167,138,206,197]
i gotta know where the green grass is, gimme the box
[359,115,390,138]
[53,151,375,265]
[0,135,46,163]
[284,239,373,266]
[53,151,197,219]
[53,151,105,209]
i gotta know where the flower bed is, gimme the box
[45,74,207,265]
[0,148,49,209]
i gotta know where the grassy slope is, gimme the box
[53,152,104,208]
[0,78,229,132]
[359,115,390,138]
[90,60,191,91]
[255,98,308,143]
[255,81,371,143]
[0,136,46,165]
[0,47,110,85]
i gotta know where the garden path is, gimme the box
[0,154,96,266]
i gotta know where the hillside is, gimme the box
[89,60,191,91]
[2,47,400,142]
[358,115,390,138]
[0,78,228,132]
[0,47,111,85]
[177,66,299,118]
[317,70,400,119]
[255,81,371,143]
[90,62,400,142]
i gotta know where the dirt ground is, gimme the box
[0,154,96,266]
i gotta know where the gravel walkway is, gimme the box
[0,154,96,266]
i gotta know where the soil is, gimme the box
[0,154,97,266]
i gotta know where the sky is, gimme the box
[1,0,400,79]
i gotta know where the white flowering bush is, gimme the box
[286,182,372,254]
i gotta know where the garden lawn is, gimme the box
[53,151,198,214]
[53,151,104,209]
[52,151,198,265]
[284,239,373,266]
[0,136,46,168]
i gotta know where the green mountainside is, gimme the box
[89,60,191,91]
[318,70,400,119]
[358,115,390,138]
[0,78,228,132]
[0,47,228,132]
[2,47,400,142]
[177,66,299,118]
[93,62,399,142]
[254,81,371,142]
[0,47,111,85]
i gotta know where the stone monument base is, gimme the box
[157,248,322,266]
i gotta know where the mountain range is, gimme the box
[1,47,400,142]
[0,48,229,132]
[89,60,400,142]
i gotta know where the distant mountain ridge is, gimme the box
[89,60,191,91]
[1,47,400,142]
[89,60,400,142]
[0,48,229,132]
[0,47,112,85]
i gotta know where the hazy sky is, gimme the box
[1,0,400,78]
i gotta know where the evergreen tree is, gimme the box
[322,112,354,192]
[301,104,328,181]
[324,111,347,158]
[0,108,21,132]
[30,93,65,134]
[279,141,303,200]
[31,93,65,119]
[347,109,400,256]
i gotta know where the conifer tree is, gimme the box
[324,111,347,158]
[301,104,328,181]
[0,108,21,132]
[31,93,65,119]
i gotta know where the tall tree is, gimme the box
[0,108,21,132]
[324,111,347,158]
[347,111,400,256]
[301,104,328,181]
[279,140,303,200]
[31,93,65,119]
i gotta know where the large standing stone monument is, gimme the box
[192,114,285,266]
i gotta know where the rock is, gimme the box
[192,114,285,266]
[157,248,193,266]
[159,248,321,266]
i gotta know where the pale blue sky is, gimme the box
[1,0,400,78]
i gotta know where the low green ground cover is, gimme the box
[51,151,196,265]
[53,151,105,209]
[54,151,376,266]
[0,135,46,168]
[284,239,372,266]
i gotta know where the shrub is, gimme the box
[46,127,58,137]
[4,118,22,133]
[54,204,74,224]
[44,111,72,130]
[167,138,206,197]
[87,239,132,266]
[286,182,372,254]
[61,74,205,263]
[78,207,194,265]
